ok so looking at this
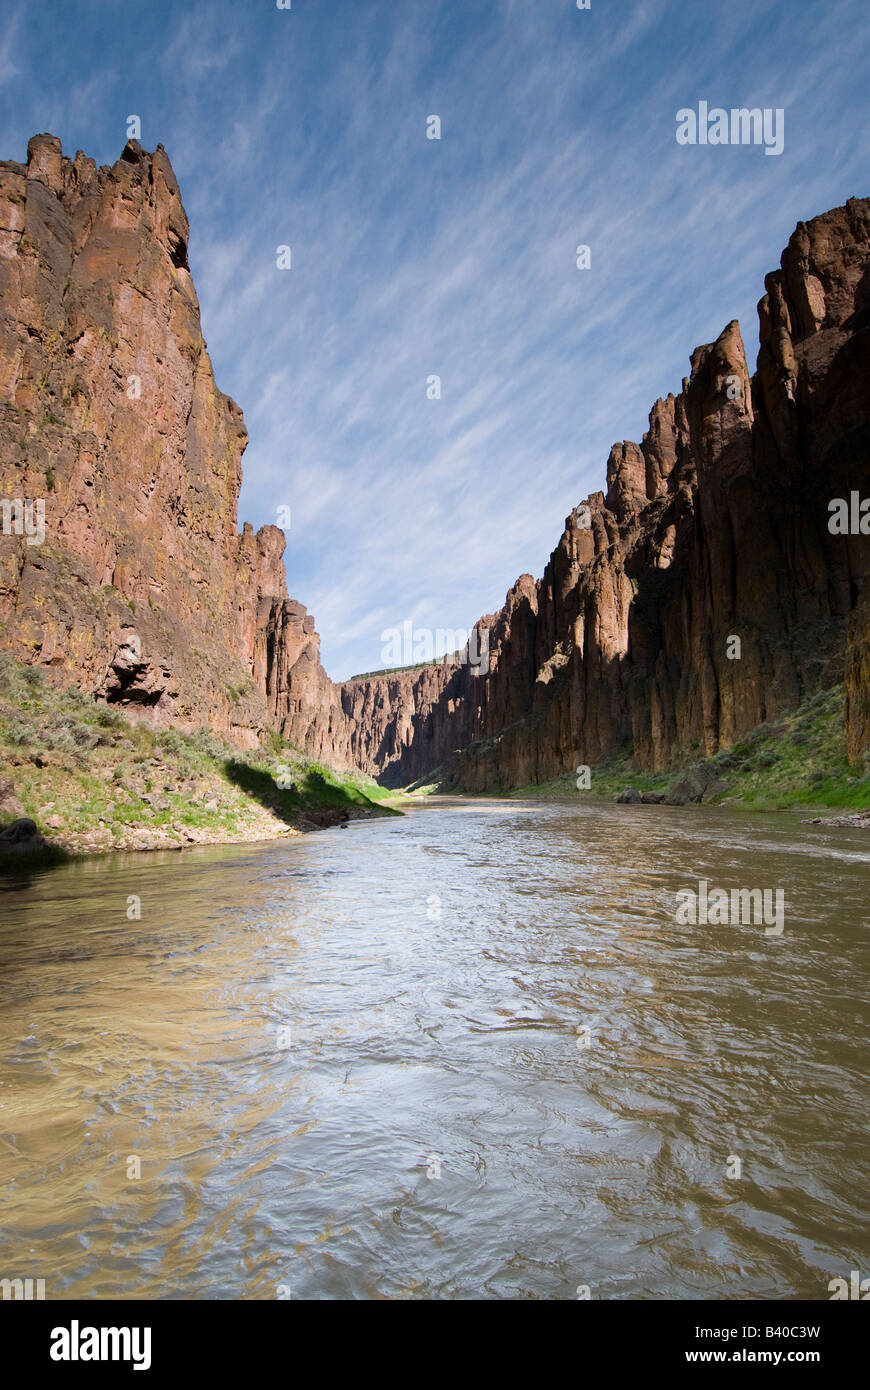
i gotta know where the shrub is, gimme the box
[190,729,225,760]
[71,722,99,748]
[44,726,77,757]
[263,729,284,757]
[0,653,16,695]
[5,720,34,747]
[95,707,124,729]
[158,730,185,756]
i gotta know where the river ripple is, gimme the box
[0,798,868,1299]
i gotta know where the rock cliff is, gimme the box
[0,134,342,753]
[338,197,870,788]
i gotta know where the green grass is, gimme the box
[703,686,868,811]
[223,756,399,821]
[507,761,670,803]
[486,686,869,813]
[3,650,865,861]
[0,654,398,860]
[402,771,443,795]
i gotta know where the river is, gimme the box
[1,798,868,1299]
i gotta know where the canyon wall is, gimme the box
[1,135,866,789]
[0,134,344,754]
[338,197,870,788]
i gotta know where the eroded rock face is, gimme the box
[0,135,335,751]
[1,141,866,788]
[257,595,352,762]
[339,197,870,789]
[845,592,870,763]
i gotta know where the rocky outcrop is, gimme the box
[338,197,870,789]
[0,134,340,755]
[256,594,352,762]
[1,138,866,792]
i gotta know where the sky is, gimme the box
[1,0,867,680]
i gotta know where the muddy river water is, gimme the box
[1,798,867,1299]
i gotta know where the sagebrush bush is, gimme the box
[0,653,16,694]
[189,728,226,760]
[4,720,35,747]
[96,707,124,730]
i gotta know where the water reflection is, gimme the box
[0,799,867,1299]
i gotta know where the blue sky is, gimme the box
[1,0,867,679]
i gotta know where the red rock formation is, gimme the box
[339,198,870,788]
[0,134,334,751]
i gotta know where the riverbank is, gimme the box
[4,656,868,874]
[424,686,870,821]
[0,655,399,871]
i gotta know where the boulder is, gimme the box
[615,786,643,804]
[0,776,25,821]
[0,817,49,853]
[664,762,720,805]
[700,777,731,803]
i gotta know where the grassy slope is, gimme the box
[498,686,870,812]
[0,655,398,863]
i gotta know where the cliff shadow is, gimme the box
[222,758,395,827]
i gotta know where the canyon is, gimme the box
[340,193,870,790]
[1,134,868,793]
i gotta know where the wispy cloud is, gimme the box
[0,4,22,86]
[0,0,867,679]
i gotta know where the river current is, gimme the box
[1,798,867,1299]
